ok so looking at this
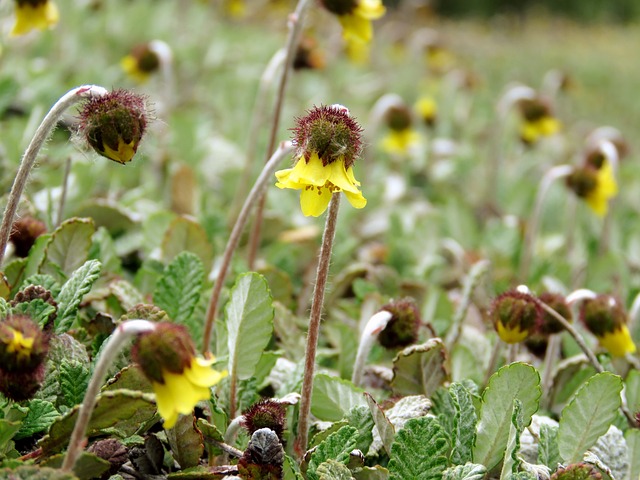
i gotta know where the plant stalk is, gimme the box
[351,310,393,387]
[0,85,108,267]
[201,141,294,354]
[62,320,155,472]
[295,193,341,457]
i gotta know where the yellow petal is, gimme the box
[538,116,561,136]
[11,1,59,36]
[300,186,333,217]
[339,13,373,43]
[287,152,330,186]
[326,160,359,193]
[381,129,420,154]
[585,160,617,217]
[121,55,150,84]
[344,190,367,209]
[355,0,386,19]
[598,325,636,357]
[345,166,361,187]
[102,139,136,164]
[184,358,228,387]
[496,321,528,344]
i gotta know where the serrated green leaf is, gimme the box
[442,463,487,480]
[391,338,449,397]
[41,451,111,480]
[558,372,622,463]
[161,216,213,266]
[450,383,477,465]
[59,361,91,409]
[154,252,204,330]
[307,426,359,480]
[166,413,204,469]
[284,454,304,480]
[0,298,8,319]
[10,299,56,328]
[500,399,524,480]
[15,399,59,439]
[345,405,375,454]
[388,416,449,480]
[312,374,366,422]
[110,279,145,312]
[473,362,541,471]
[538,424,560,470]
[225,272,274,381]
[625,429,640,480]
[352,465,390,480]
[55,260,102,333]
[365,393,395,457]
[41,218,96,280]
[20,273,60,295]
[550,356,596,414]
[37,334,90,404]
[316,460,353,480]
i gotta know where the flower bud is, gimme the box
[415,96,437,128]
[9,216,47,258]
[237,428,285,479]
[10,285,58,331]
[78,89,148,165]
[537,292,572,335]
[378,298,421,349]
[490,290,541,344]
[384,104,413,132]
[242,398,287,442]
[581,295,636,357]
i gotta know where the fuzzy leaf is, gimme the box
[41,451,111,479]
[10,299,56,328]
[316,460,353,480]
[625,428,640,480]
[307,426,358,480]
[442,464,487,480]
[225,272,274,381]
[473,362,541,471]
[558,372,622,463]
[586,425,628,480]
[15,399,59,439]
[58,361,91,409]
[345,405,375,454]
[153,252,204,330]
[161,216,213,266]
[312,374,366,422]
[500,399,524,480]
[388,416,449,480]
[365,393,395,457]
[450,383,478,465]
[110,279,145,312]
[20,273,60,295]
[55,259,102,333]
[391,338,449,397]
[538,424,560,471]
[41,218,95,280]
[166,413,204,469]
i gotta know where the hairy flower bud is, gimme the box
[581,295,636,357]
[378,298,421,349]
[78,89,148,165]
[490,290,542,344]
[537,292,572,335]
[242,399,287,442]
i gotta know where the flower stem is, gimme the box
[62,320,155,472]
[0,85,108,267]
[351,310,393,387]
[519,165,573,280]
[540,333,561,408]
[295,193,341,457]
[201,142,294,354]
[246,0,312,270]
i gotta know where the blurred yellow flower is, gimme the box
[6,328,34,360]
[520,115,561,144]
[597,325,636,357]
[11,0,59,36]
[381,128,420,154]
[415,96,437,127]
[322,0,385,44]
[584,160,617,217]
[495,321,529,344]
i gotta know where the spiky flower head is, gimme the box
[581,295,636,357]
[293,104,362,169]
[242,398,287,441]
[550,463,602,480]
[490,290,542,344]
[378,298,421,349]
[78,89,148,165]
[9,215,47,258]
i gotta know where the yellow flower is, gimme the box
[6,329,34,359]
[121,56,151,84]
[224,0,246,17]
[584,160,617,217]
[11,0,59,36]
[152,356,227,429]
[381,128,420,154]
[495,321,529,344]
[276,151,366,217]
[597,325,636,357]
[490,290,541,344]
[415,96,437,127]
[323,0,385,44]
[519,116,561,144]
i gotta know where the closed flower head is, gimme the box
[121,43,161,84]
[581,295,636,357]
[320,0,385,44]
[132,323,227,429]
[275,104,366,217]
[78,89,148,165]
[242,398,287,441]
[490,290,541,344]
[566,161,617,217]
[11,0,59,36]
[378,298,421,349]
[381,103,420,154]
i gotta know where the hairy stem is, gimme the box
[201,142,294,354]
[295,193,341,457]
[0,85,108,266]
[62,320,155,472]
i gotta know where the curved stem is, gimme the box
[62,320,155,472]
[0,85,108,266]
[519,165,573,280]
[201,142,294,354]
[295,194,341,457]
[246,0,312,270]
[351,310,393,387]
[221,415,245,464]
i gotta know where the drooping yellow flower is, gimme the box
[11,0,59,37]
[520,116,561,144]
[321,0,385,44]
[152,356,227,429]
[275,104,367,217]
[495,321,529,344]
[121,44,161,84]
[597,325,636,357]
[566,160,618,217]
[381,129,420,155]
[490,290,541,344]
[415,96,437,127]
[581,295,636,357]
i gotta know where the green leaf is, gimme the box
[388,416,449,480]
[161,216,213,266]
[15,399,59,439]
[0,466,77,479]
[311,374,366,422]
[154,252,204,330]
[625,369,640,415]
[110,279,145,312]
[538,424,560,471]
[41,218,96,281]
[307,426,359,480]
[442,464,487,480]
[345,405,375,454]
[450,383,477,465]
[500,399,524,480]
[23,233,51,280]
[391,338,449,397]
[557,372,622,463]
[473,362,541,471]
[625,429,640,480]
[20,273,60,295]
[10,299,56,328]
[37,334,90,404]
[284,454,304,480]
[316,460,353,480]
[0,418,22,459]
[365,393,395,457]
[41,451,111,480]
[58,361,91,409]
[166,413,204,469]
[55,260,102,333]
[352,465,390,480]
[225,272,274,381]
[4,258,27,296]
